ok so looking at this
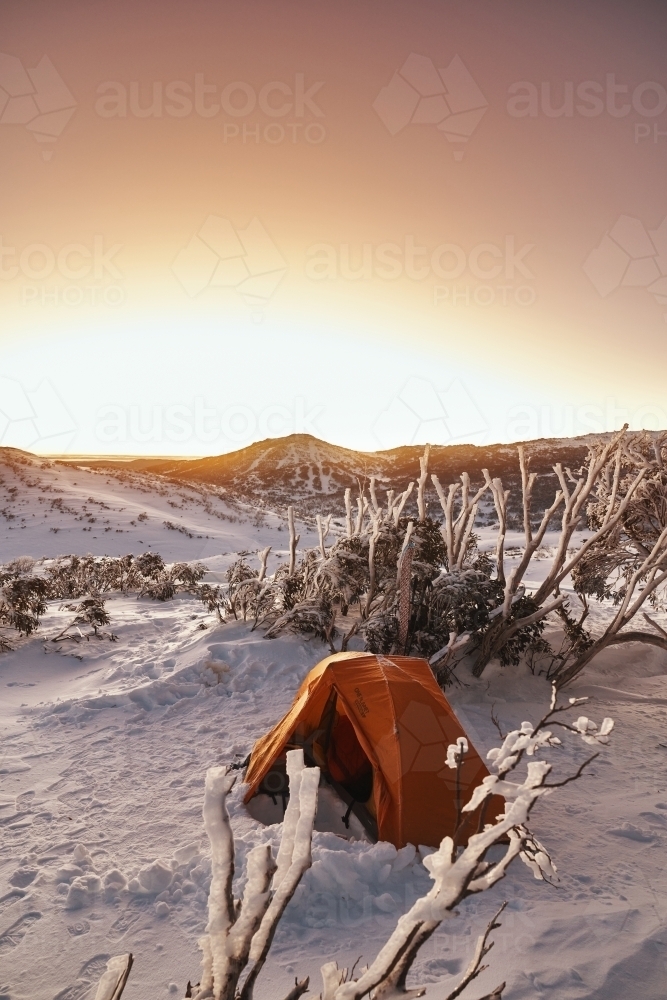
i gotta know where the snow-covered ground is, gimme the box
[1,452,667,999]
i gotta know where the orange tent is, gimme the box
[244,652,504,849]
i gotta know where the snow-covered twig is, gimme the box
[316,515,332,559]
[488,478,509,586]
[417,445,430,522]
[431,471,491,570]
[239,754,319,999]
[257,547,271,583]
[344,488,353,538]
[190,751,319,1000]
[288,508,300,576]
[393,483,414,527]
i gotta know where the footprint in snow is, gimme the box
[107,908,143,941]
[0,911,42,955]
[0,890,27,916]
[52,953,111,1000]
[67,920,90,936]
[607,822,655,842]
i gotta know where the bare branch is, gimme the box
[442,903,507,1000]
[280,979,310,1000]
[543,753,599,788]
[643,612,667,640]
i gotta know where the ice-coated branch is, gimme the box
[472,426,663,678]
[369,477,381,516]
[392,482,414,527]
[489,477,510,586]
[365,519,381,618]
[355,494,366,537]
[417,445,430,522]
[287,507,300,576]
[396,523,415,652]
[431,471,491,569]
[518,446,536,547]
[191,751,319,1000]
[428,631,471,682]
[385,489,396,524]
[199,767,237,995]
[497,595,567,644]
[344,488,353,538]
[532,460,647,606]
[93,954,133,1000]
[316,514,333,560]
[280,979,311,1000]
[445,736,468,852]
[643,612,667,640]
[555,515,667,685]
[257,547,271,583]
[239,753,320,1000]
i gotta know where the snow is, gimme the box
[0,453,666,999]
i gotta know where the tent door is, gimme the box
[324,775,378,841]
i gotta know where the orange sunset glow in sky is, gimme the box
[1,0,667,455]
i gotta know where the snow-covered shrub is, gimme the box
[38,553,206,603]
[249,429,667,687]
[0,570,49,649]
[249,490,547,673]
[140,561,206,601]
[52,596,117,643]
[0,553,207,650]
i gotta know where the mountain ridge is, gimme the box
[44,429,633,518]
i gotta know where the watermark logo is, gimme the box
[372,376,487,449]
[506,399,667,439]
[304,235,536,307]
[94,73,326,145]
[0,376,76,451]
[171,216,287,312]
[583,214,667,319]
[0,235,125,307]
[95,396,323,447]
[373,53,488,160]
[507,75,667,122]
[0,53,76,161]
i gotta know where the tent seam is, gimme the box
[376,654,402,846]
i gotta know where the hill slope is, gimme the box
[58,431,606,519]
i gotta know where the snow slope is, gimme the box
[1,453,666,1000]
[0,447,317,568]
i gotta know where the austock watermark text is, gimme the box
[0,235,124,306]
[95,397,324,447]
[95,73,326,144]
[305,236,536,306]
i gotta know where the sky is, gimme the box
[1,0,667,456]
